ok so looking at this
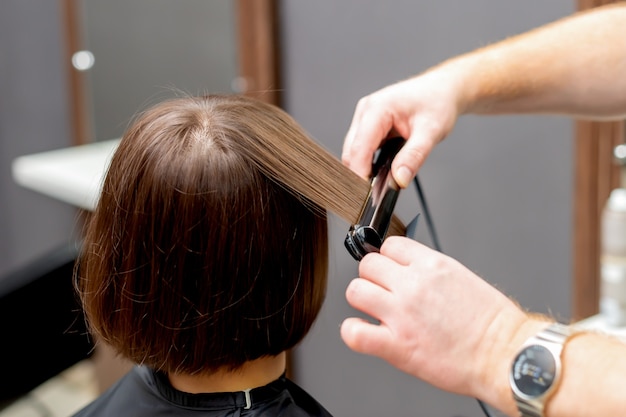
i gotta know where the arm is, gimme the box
[546,331,626,417]
[342,3,626,186]
[340,237,626,417]
[459,3,626,118]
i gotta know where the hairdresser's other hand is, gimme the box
[342,67,464,188]
[340,237,547,415]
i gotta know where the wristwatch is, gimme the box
[509,322,572,417]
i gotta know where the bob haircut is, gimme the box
[77,94,405,375]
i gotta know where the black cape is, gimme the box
[72,366,333,417]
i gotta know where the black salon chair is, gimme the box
[0,242,93,402]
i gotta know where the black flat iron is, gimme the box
[344,137,405,261]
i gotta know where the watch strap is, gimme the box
[516,399,544,417]
[513,322,572,417]
[534,322,572,344]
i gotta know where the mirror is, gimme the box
[79,0,238,142]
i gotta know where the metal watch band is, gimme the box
[513,323,572,417]
[533,323,572,344]
[516,400,543,417]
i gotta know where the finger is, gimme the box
[379,236,431,266]
[351,107,393,175]
[358,252,402,290]
[342,97,376,178]
[391,115,449,188]
[390,130,435,188]
[344,105,395,180]
[344,277,394,321]
[340,317,394,358]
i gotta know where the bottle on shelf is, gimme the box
[599,144,626,327]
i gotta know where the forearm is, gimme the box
[441,3,626,120]
[547,331,626,417]
[484,317,626,417]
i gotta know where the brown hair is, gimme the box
[77,94,404,375]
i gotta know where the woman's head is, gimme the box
[77,94,404,375]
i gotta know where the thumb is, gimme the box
[391,131,432,188]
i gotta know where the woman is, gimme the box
[74,94,404,416]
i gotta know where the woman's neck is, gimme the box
[167,352,287,394]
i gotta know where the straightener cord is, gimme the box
[412,175,495,417]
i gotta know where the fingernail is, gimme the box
[396,166,413,188]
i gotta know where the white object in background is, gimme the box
[574,314,626,343]
[11,139,120,212]
[600,188,626,327]
[71,50,95,71]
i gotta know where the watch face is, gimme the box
[512,344,556,397]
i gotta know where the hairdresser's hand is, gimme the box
[340,237,547,415]
[342,67,463,188]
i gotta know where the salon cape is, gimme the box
[72,366,333,417]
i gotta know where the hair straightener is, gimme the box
[343,136,495,417]
[344,137,405,261]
